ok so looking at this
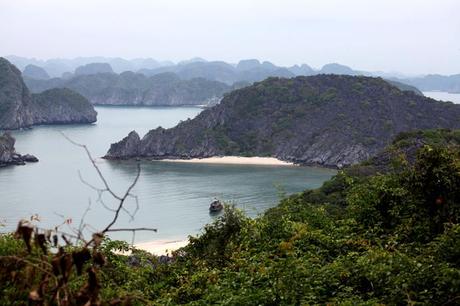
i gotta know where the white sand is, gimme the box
[161,156,295,166]
[134,239,189,256]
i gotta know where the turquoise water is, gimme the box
[0,106,335,243]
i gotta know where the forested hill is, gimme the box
[106,75,460,167]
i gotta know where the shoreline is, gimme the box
[160,156,295,166]
[135,239,189,256]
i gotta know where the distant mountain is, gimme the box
[236,59,261,71]
[6,55,459,94]
[24,71,240,106]
[105,75,460,168]
[288,64,315,76]
[178,57,207,65]
[392,74,460,94]
[22,64,50,80]
[319,63,358,75]
[139,60,295,84]
[4,56,172,77]
[0,58,97,130]
[74,63,114,76]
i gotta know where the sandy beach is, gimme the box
[135,239,189,256]
[161,156,295,166]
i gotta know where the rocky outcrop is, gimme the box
[0,57,97,130]
[0,133,38,167]
[105,131,141,159]
[105,75,460,168]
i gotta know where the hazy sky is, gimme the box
[1,0,459,75]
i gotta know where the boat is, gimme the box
[209,199,223,213]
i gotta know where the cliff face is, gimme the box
[0,133,16,164]
[0,58,36,129]
[0,58,97,130]
[105,75,460,168]
[24,71,236,106]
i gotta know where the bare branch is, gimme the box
[60,132,121,200]
[105,227,157,233]
[101,163,141,233]
[77,199,92,241]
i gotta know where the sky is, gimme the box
[0,0,459,75]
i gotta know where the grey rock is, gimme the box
[0,133,38,167]
[105,131,141,159]
[22,154,39,162]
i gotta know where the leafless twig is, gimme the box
[60,132,157,246]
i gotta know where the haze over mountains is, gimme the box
[4,55,399,80]
[8,55,460,96]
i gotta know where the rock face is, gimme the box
[0,57,97,130]
[23,64,50,80]
[0,133,38,167]
[74,63,114,76]
[106,131,141,158]
[105,75,460,168]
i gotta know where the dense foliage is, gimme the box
[1,129,460,305]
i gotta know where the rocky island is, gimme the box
[0,57,97,130]
[105,75,460,168]
[0,132,38,167]
[23,71,239,107]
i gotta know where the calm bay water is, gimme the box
[0,106,335,243]
[423,91,460,104]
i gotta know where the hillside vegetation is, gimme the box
[1,129,460,304]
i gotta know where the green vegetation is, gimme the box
[32,88,94,112]
[1,129,460,304]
